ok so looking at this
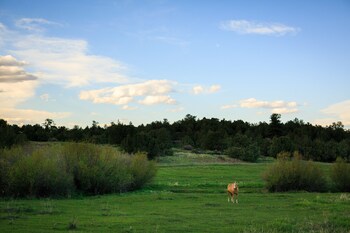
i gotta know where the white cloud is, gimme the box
[0,77,70,125]
[0,108,70,125]
[312,118,337,127]
[122,105,138,110]
[11,35,128,87]
[220,20,299,36]
[0,80,38,108]
[209,84,221,93]
[192,84,221,95]
[240,98,297,110]
[80,79,177,107]
[193,85,204,95]
[314,100,350,127]
[15,18,62,32]
[139,95,176,105]
[0,20,129,87]
[271,107,298,114]
[0,55,37,83]
[221,104,237,110]
[222,98,299,114]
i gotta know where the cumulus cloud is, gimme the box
[11,35,128,87]
[222,98,298,114]
[15,18,62,32]
[0,20,76,124]
[0,55,37,82]
[0,80,38,108]
[240,98,297,109]
[314,100,350,127]
[220,20,299,36]
[193,85,204,95]
[0,55,39,108]
[192,84,221,95]
[0,68,69,124]
[80,80,177,108]
[139,95,176,105]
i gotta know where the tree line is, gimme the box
[1,114,350,162]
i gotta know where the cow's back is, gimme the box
[227,183,234,194]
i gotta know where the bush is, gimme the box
[225,143,260,162]
[131,152,157,189]
[263,151,327,192]
[7,148,74,197]
[331,157,350,192]
[0,143,157,197]
[225,146,245,159]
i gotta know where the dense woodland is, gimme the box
[1,114,350,162]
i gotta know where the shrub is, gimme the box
[225,146,245,159]
[0,143,157,197]
[225,143,260,162]
[60,143,156,195]
[331,157,350,192]
[7,148,74,197]
[130,152,157,189]
[263,151,327,192]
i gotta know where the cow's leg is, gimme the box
[236,193,238,203]
[227,192,230,202]
[231,193,235,203]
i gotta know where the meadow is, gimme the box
[1,151,350,232]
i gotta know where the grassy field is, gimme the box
[1,152,350,232]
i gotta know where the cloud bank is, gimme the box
[314,100,350,127]
[0,108,70,126]
[0,55,70,124]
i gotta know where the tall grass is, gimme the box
[0,143,156,197]
[331,157,350,192]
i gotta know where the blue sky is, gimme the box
[0,0,349,127]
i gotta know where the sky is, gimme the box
[0,0,350,128]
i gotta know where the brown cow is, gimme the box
[227,182,239,203]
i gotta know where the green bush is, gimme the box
[131,152,157,189]
[225,146,245,159]
[7,149,74,197]
[331,157,350,192]
[263,151,327,192]
[0,143,157,197]
[225,143,260,162]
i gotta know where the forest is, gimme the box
[1,113,350,162]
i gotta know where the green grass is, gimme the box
[1,153,350,232]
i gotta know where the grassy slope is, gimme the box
[1,152,350,232]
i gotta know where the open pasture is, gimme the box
[1,162,349,232]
